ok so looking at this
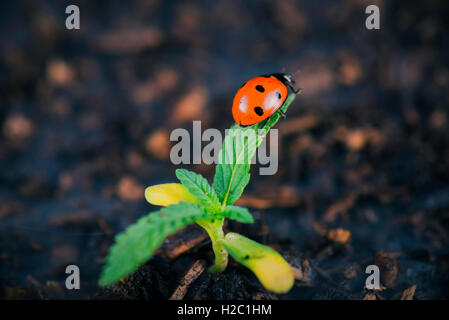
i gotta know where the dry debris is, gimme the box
[400,285,417,300]
[327,228,351,244]
[169,260,206,300]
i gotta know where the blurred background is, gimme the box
[0,0,448,299]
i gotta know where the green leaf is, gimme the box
[213,92,297,206]
[221,205,254,223]
[212,127,257,206]
[175,169,221,211]
[99,202,209,286]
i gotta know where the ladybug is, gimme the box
[232,73,299,126]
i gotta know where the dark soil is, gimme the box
[1,0,448,300]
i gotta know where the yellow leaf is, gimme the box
[220,232,294,294]
[145,183,199,207]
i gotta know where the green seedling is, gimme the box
[99,93,297,293]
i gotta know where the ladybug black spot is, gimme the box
[254,106,264,116]
[276,92,281,99]
[255,85,265,93]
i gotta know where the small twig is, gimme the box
[169,260,206,300]
[290,266,303,280]
[309,260,335,285]
[323,194,358,223]
[160,229,208,259]
[400,285,417,300]
[26,275,44,300]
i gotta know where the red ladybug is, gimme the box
[232,73,299,126]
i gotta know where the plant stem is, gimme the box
[199,93,298,272]
[197,218,228,273]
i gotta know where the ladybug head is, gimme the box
[280,73,301,94]
[282,73,295,84]
[265,73,301,94]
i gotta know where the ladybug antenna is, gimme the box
[291,67,302,80]
[289,67,302,94]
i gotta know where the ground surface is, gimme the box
[0,0,448,299]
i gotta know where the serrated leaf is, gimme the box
[221,205,254,223]
[213,93,297,206]
[99,202,208,286]
[212,126,258,206]
[175,169,221,211]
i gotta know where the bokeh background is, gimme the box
[1,0,448,299]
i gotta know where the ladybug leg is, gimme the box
[287,77,302,94]
[293,87,302,94]
[279,109,287,119]
[289,84,302,94]
[257,119,270,136]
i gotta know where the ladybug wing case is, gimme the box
[232,75,288,126]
